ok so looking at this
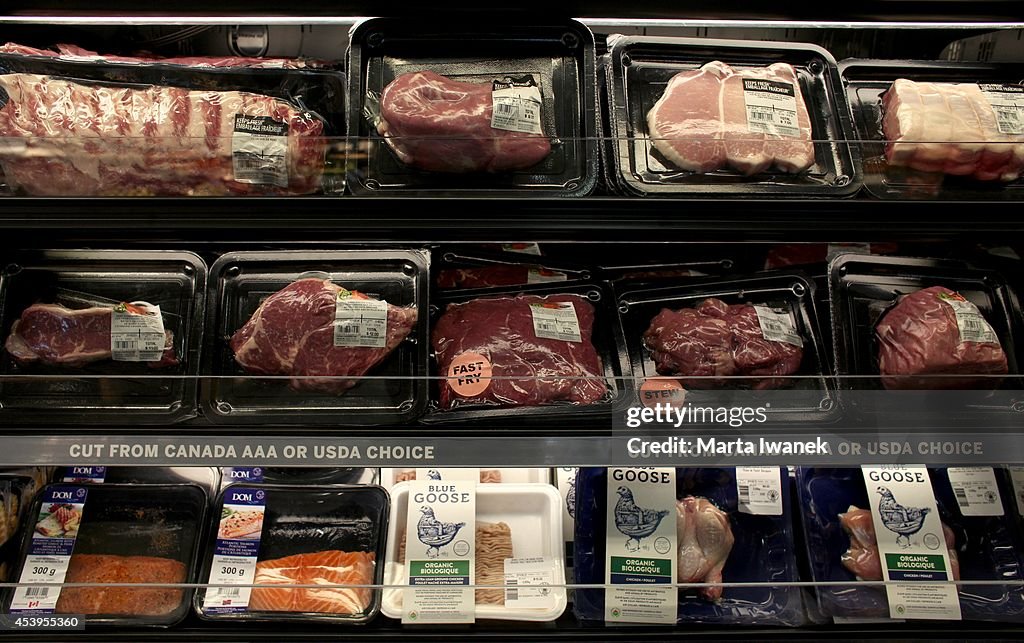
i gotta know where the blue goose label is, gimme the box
[861,466,961,620]
[604,468,677,624]
[403,480,476,624]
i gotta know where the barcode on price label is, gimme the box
[938,292,999,345]
[334,293,388,348]
[22,588,48,598]
[738,484,751,504]
[505,578,519,602]
[529,302,582,343]
[491,83,543,135]
[948,467,1003,516]
[980,84,1024,135]
[735,467,783,515]
[753,305,803,347]
[110,302,166,362]
[742,78,800,138]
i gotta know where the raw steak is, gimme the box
[643,298,803,389]
[647,61,815,175]
[839,506,959,582]
[0,73,325,196]
[230,278,417,395]
[5,303,178,367]
[876,285,1007,390]
[377,71,552,173]
[432,294,607,409]
[676,496,734,602]
[881,79,1024,181]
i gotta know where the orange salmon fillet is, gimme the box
[248,550,375,614]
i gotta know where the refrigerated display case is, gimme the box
[0,0,1023,639]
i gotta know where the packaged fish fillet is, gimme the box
[195,483,388,624]
[0,468,53,548]
[797,466,1024,622]
[7,482,207,626]
[382,482,566,622]
[573,467,805,626]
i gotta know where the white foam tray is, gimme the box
[378,468,549,490]
[382,482,566,622]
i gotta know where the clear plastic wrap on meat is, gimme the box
[0,73,326,196]
[230,278,417,394]
[881,79,1024,182]
[377,71,552,173]
[0,42,325,69]
[643,298,803,389]
[647,61,814,176]
[432,294,607,409]
[876,285,1008,390]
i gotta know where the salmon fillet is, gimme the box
[248,550,375,614]
[55,554,186,616]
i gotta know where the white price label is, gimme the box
[947,467,1004,517]
[1009,466,1024,516]
[980,84,1024,135]
[530,302,582,343]
[742,78,800,138]
[110,302,166,362]
[503,557,556,608]
[491,85,543,135]
[334,295,388,348]
[526,268,568,284]
[753,305,803,347]
[938,293,999,345]
[231,114,289,188]
[735,466,783,515]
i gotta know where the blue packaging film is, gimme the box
[573,467,805,625]
[796,467,1024,622]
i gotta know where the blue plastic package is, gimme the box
[573,467,805,626]
[796,466,1024,622]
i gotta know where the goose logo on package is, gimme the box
[877,486,930,548]
[613,486,670,553]
[417,506,467,558]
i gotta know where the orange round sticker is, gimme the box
[447,351,492,397]
[639,378,686,410]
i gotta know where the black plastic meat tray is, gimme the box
[422,280,630,427]
[203,250,429,426]
[604,35,861,197]
[433,246,591,292]
[838,58,1024,201]
[0,52,348,196]
[828,253,1023,419]
[347,17,599,197]
[614,272,838,425]
[0,249,207,426]
[195,483,389,624]
[8,482,208,627]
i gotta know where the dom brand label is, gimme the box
[980,84,1024,135]
[947,467,1003,517]
[937,292,999,345]
[491,76,543,135]
[753,305,803,347]
[60,466,106,483]
[110,302,166,362]
[10,486,88,613]
[223,467,265,483]
[735,467,783,516]
[530,302,582,343]
[742,78,800,138]
[605,468,677,625]
[231,114,289,188]
[503,557,557,609]
[404,480,476,624]
[202,487,267,614]
[334,291,389,349]
[861,465,961,621]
